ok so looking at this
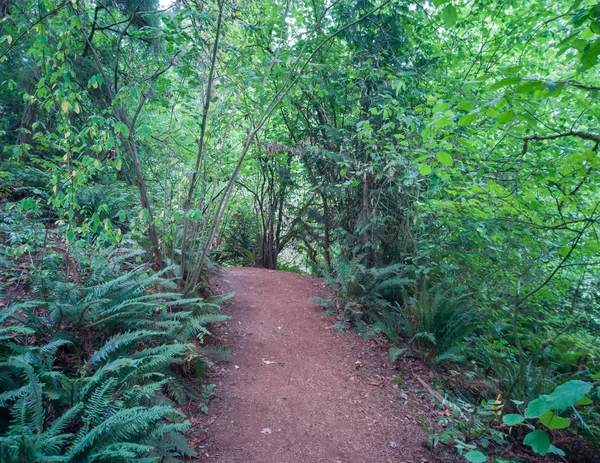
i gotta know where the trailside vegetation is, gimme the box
[1,0,600,461]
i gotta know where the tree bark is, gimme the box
[0,0,9,35]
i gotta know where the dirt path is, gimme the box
[193,267,430,463]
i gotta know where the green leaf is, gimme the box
[574,396,592,406]
[457,101,474,111]
[418,163,432,176]
[436,152,453,167]
[539,410,571,430]
[523,430,550,456]
[443,4,458,27]
[433,0,450,6]
[557,246,570,257]
[502,414,524,426]
[114,122,130,139]
[464,450,487,463]
[120,124,130,138]
[489,77,522,91]
[496,110,515,125]
[459,113,477,126]
[525,396,548,418]
[547,445,565,456]
[92,213,101,231]
[546,380,593,410]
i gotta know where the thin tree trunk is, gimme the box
[180,0,223,282]
[124,137,162,264]
[0,0,9,35]
[322,194,332,270]
[17,78,36,147]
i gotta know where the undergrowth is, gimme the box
[316,256,478,362]
[0,243,232,462]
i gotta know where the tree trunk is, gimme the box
[17,80,36,147]
[0,0,9,35]
[322,193,332,270]
[123,137,162,265]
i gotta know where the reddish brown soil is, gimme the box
[191,267,432,463]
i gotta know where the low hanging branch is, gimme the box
[521,131,600,154]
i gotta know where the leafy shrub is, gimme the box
[503,379,599,457]
[432,379,600,462]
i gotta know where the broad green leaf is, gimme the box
[434,117,453,128]
[574,396,592,406]
[115,122,130,139]
[546,380,593,410]
[539,410,571,430]
[433,0,450,6]
[92,213,101,231]
[443,4,457,27]
[496,110,515,125]
[502,414,524,426]
[547,445,566,456]
[121,124,130,139]
[459,114,477,126]
[489,77,521,91]
[523,430,550,456]
[524,395,548,418]
[436,152,453,167]
[464,450,487,463]
[457,101,474,111]
[419,163,432,176]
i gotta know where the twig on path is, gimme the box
[412,373,458,413]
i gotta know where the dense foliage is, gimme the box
[1,0,600,461]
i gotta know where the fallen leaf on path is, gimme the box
[367,381,384,387]
[261,428,272,434]
[262,359,277,365]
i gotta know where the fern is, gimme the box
[0,243,229,461]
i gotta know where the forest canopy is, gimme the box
[1,0,600,461]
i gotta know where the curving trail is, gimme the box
[193,267,429,463]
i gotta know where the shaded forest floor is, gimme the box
[188,267,435,463]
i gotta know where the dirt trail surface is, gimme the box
[193,267,430,463]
